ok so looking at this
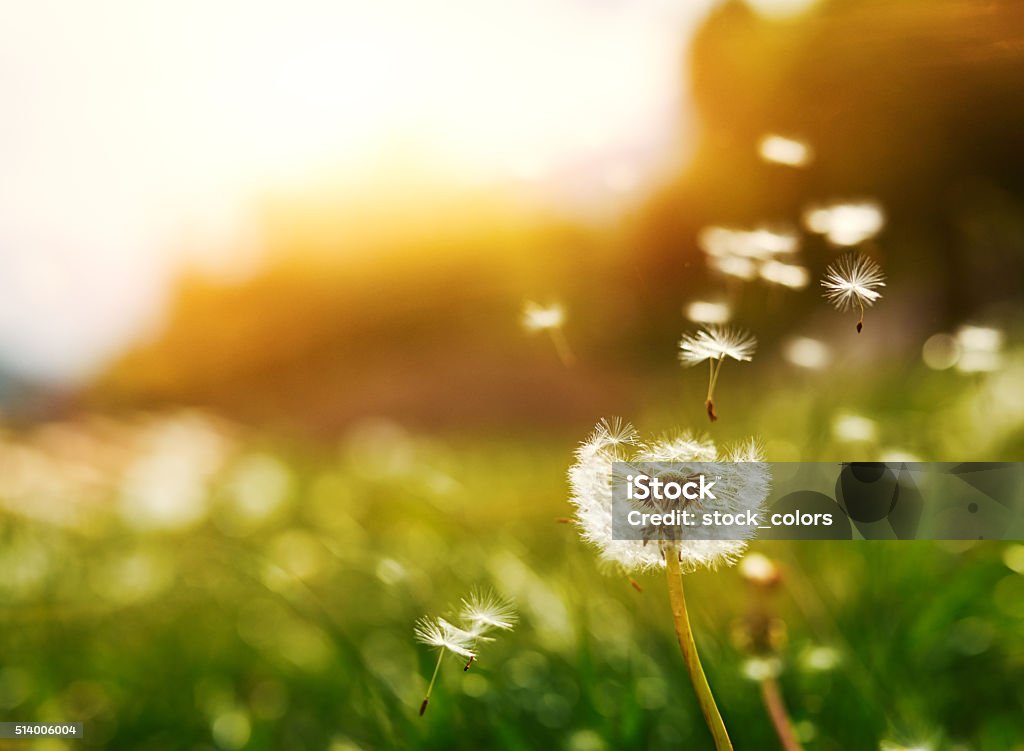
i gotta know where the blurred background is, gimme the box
[2,0,1024,748]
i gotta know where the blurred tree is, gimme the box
[637,0,1024,335]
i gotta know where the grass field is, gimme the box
[2,352,1023,751]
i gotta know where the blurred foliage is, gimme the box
[87,0,1024,436]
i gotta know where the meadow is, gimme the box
[3,346,1023,750]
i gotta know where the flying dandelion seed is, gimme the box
[820,253,886,332]
[414,617,478,659]
[685,301,732,324]
[802,200,885,246]
[679,327,757,422]
[568,419,767,749]
[415,594,516,715]
[460,589,518,634]
[521,300,575,366]
[758,134,813,167]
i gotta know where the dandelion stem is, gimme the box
[420,651,444,716]
[759,676,804,751]
[665,550,733,750]
[548,328,576,367]
[705,356,725,422]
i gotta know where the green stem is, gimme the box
[419,651,444,716]
[665,550,733,750]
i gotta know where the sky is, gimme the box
[0,0,743,383]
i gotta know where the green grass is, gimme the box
[2,357,1024,750]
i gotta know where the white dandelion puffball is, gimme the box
[821,253,886,311]
[679,326,757,366]
[521,301,565,332]
[567,419,770,572]
[802,200,885,246]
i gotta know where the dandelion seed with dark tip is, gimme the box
[414,616,477,715]
[679,326,757,422]
[821,253,886,333]
[414,595,516,715]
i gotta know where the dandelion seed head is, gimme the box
[821,253,886,311]
[757,134,813,167]
[679,326,757,366]
[783,336,831,370]
[521,301,565,332]
[460,589,518,633]
[414,616,478,658]
[685,300,732,324]
[569,420,769,573]
[803,200,885,246]
[760,260,810,289]
[640,432,718,463]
